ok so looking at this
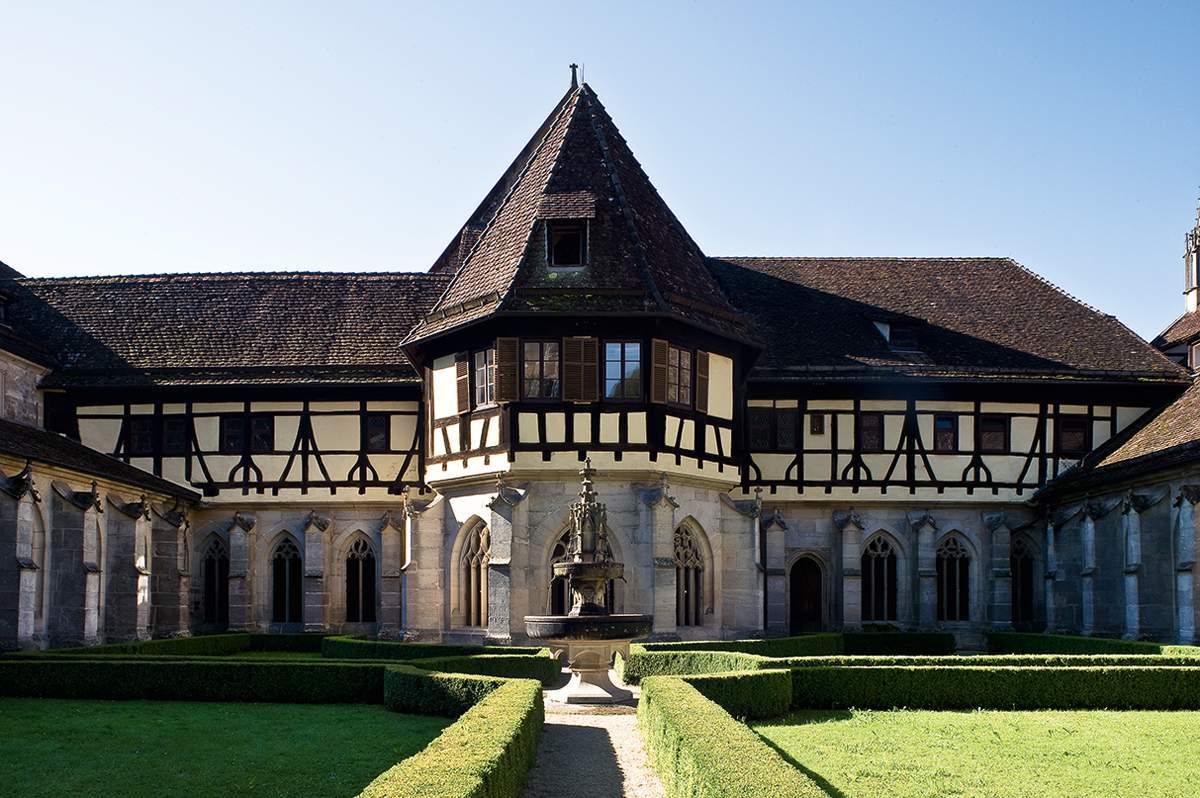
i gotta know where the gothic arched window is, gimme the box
[1011,536,1036,628]
[459,524,490,627]
[936,536,970,622]
[674,525,705,627]
[271,538,303,625]
[201,537,230,628]
[345,538,377,623]
[861,536,897,622]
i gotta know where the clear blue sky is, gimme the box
[2,1,1197,338]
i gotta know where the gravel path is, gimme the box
[520,678,665,798]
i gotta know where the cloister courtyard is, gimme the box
[3,631,1200,797]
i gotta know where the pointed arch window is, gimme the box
[861,536,897,622]
[936,536,970,622]
[271,538,303,624]
[674,525,705,627]
[1011,536,1036,627]
[345,538,377,623]
[459,524,490,627]
[201,538,230,628]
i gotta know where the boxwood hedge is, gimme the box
[616,649,775,684]
[49,633,252,657]
[842,631,956,655]
[780,654,1200,668]
[362,677,543,798]
[0,658,384,703]
[321,636,543,661]
[679,668,792,719]
[639,676,825,798]
[987,631,1200,656]
[790,665,1200,709]
[406,653,561,686]
[637,633,842,657]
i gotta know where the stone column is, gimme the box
[1044,518,1058,632]
[401,495,443,640]
[1081,506,1098,635]
[300,512,330,633]
[640,479,679,636]
[105,496,153,643]
[0,491,19,650]
[762,509,787,634]
[151,503,189,637]
[15,494,42,648]
[910,512,937,628]
[486,482,528,642]
[226,512,256,631]
[48,482,100,647]
[835,510,864,631]
[378,510,405,639]
[984,512,1013,630]
[1177,488,1199,645]
[2,464,40,650]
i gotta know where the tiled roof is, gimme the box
[8,272,449,388]
[1036,378,1200,499]
[1153,310,1200,350]
[0,417,197,499]
[710,257,1187,383]
[408,84,745,342]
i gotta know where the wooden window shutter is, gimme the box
[494,337,520,403]
[579,337,598,401]
[695,351,709,413]
[455,353,470,413]
[562,337,598,402]
[650,338,669,404]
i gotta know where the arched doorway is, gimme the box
[789,557,823,634]
[201,537,230,629]
[271,538,303,626]
[1010,536,1036,629]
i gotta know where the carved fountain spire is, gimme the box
[568,458,610,564]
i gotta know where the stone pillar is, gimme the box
[151,503,189,637]
[0,491,19,650]
[226,512,256,631]
[2,465,41,650]
[1081,507,1098,635]
[1177,488,1199,645]
[108,496,153,642]
[641,479,679,636]
[762,510,787,635]
[378,511,405,639]
[486,483,526,643]
[301,512,331,633]
[836,510,864,631]
[910,512,937,628]
[402,495,443,640]
[15,493,42,648]
[984,512,1013,630]
[1044,519,1058,631]
[48,482,100,647]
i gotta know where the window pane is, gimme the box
[251,416,274,452]
[524,342,539,362]
[776,409,796,449]
[606,343,622,362]
[624,342,640,361]
[366,415,389,452]
[544,342,559,362]
[749,408,773,450]
[605,379,622,399]
[163,417,188,454]
[606,362,622,382]
[221,418,244,452]
[624,377,641,398]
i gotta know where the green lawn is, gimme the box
[0,698,450,798]
[754,710,1200,798]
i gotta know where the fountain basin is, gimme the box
[525,614,652,704]
[524,613,653,641]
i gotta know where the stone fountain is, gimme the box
[524,461,653,703]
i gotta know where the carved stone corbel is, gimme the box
[52,480,103,513]
[488,477,528,510]
[638,474,678,510]
[1130,490,1168,514]
[110,493,152,520]
[833,509,864,532]
[229,511,256,533]
[761,508,788,532]
[153,498,189,530]
[720,493,759,518]
[0,460,39,502]
[303,511,331,533]
[1176,486,1200,507]
[907,510,937,533]
[982,511,1009,532]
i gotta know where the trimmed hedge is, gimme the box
[842,632,956,655]
[639,676,825,798]
[0,659,384,703]
[616,649,774,684]
[790,665,1200,709]
[385,665,510,717]
[680,669,792,719]
[408,654,561,686]
[986,631,1200,656]
[362,677,543,798]
[637,633,842,657]
[50,633,252,657]
[321,636,543,661]
[247,633,326,652]
[781,654,1200,668]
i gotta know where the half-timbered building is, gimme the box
[0,73,1194,649]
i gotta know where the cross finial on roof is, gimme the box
[569,63,579,89]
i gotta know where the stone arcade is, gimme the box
[1,72,1198,651]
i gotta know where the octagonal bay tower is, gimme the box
[400,75,766,644]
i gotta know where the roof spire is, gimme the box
[569,63,579,89]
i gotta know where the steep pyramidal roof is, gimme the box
[408,83,747,343]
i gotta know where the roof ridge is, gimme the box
[18,270,450,283]
[711,255,1015,262]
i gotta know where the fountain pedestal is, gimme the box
[523,460,653,704]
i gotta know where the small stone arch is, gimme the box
[934,531,975,623]
[268,533,304,627]
[1010,532,1041,629]
[340,531,378,626]
[786,551,827,634]
[860,530,905,624]
[449,516,490,629]
[197,533,230,630]
[673,516,714,628]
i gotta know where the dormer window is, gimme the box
[548,221,586,268]
[888,324,919,351]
